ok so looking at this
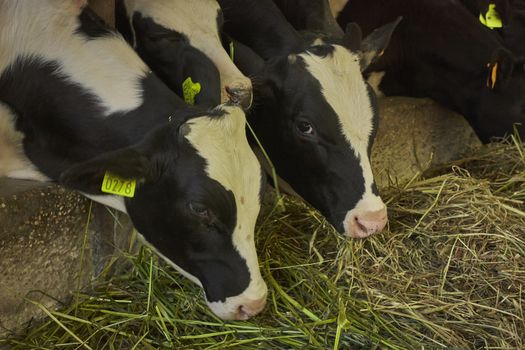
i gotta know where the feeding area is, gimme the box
[2,138,524,349]
[1,0,525,349]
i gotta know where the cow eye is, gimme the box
[296,121,315,136]
[189,202,210,219]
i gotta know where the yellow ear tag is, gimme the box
[101,172,136,198]
[182,77,201,105]
[479,4,503,29]
[486,62,499,89]
[490,62,498,89]
[229,41,235,61]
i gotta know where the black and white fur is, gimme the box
[116,0,252,108]
[219,0,399,238]
[0,0,266,321]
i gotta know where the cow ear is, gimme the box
[357,17,402,70]
[59,147,153,195]
[258,56,288,101]
[486,47,514,90]
[342,23,363,52]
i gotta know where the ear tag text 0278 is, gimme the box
[182,77,201,105]
[479,4,503,29]
[101,172,136,198]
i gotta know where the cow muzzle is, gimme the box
[234,296,267,320]
[207,279,268,320]
[343,197,388,238]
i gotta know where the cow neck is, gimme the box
[272,0,344,38]
[104,72,199,146]
[220,0,304,59]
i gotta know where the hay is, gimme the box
[1,138,524,349]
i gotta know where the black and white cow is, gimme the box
[459,0,525,56]
[218,0,400,238]
[332,0,525,143]
[0,0,267,321]
[115,0,252,109]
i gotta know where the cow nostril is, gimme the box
[235,296,267,320]
[354,216,369,233]
[225,86,253,110]
[345,208,388,238]
[236,305,250,320]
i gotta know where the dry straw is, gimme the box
[2,137,524,349]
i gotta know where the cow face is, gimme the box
[120,0,252,108]
[472,48,525,142]
[60,105,267,320]
[253,46,385,238]
[250,21,399,238]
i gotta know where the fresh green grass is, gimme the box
[2,139,524,349]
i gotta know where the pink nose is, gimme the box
[234,296,267,320]
[346,208,388,238]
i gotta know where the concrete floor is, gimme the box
[0,181,134,337]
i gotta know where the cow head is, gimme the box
[60,104,267,320]
[472,47,525,142]
[118,0,252,108]
[247,20,399,238]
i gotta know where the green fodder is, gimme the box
[2,139,524,349]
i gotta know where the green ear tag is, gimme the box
[101,172,136,198]
[229,41,235,61]
[479,4,503,29]
[182,77,201,105]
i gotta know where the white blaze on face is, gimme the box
[124,0,252,102]
[0,1,149,116]
[183,104,267,319]
[300,45,386,232]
